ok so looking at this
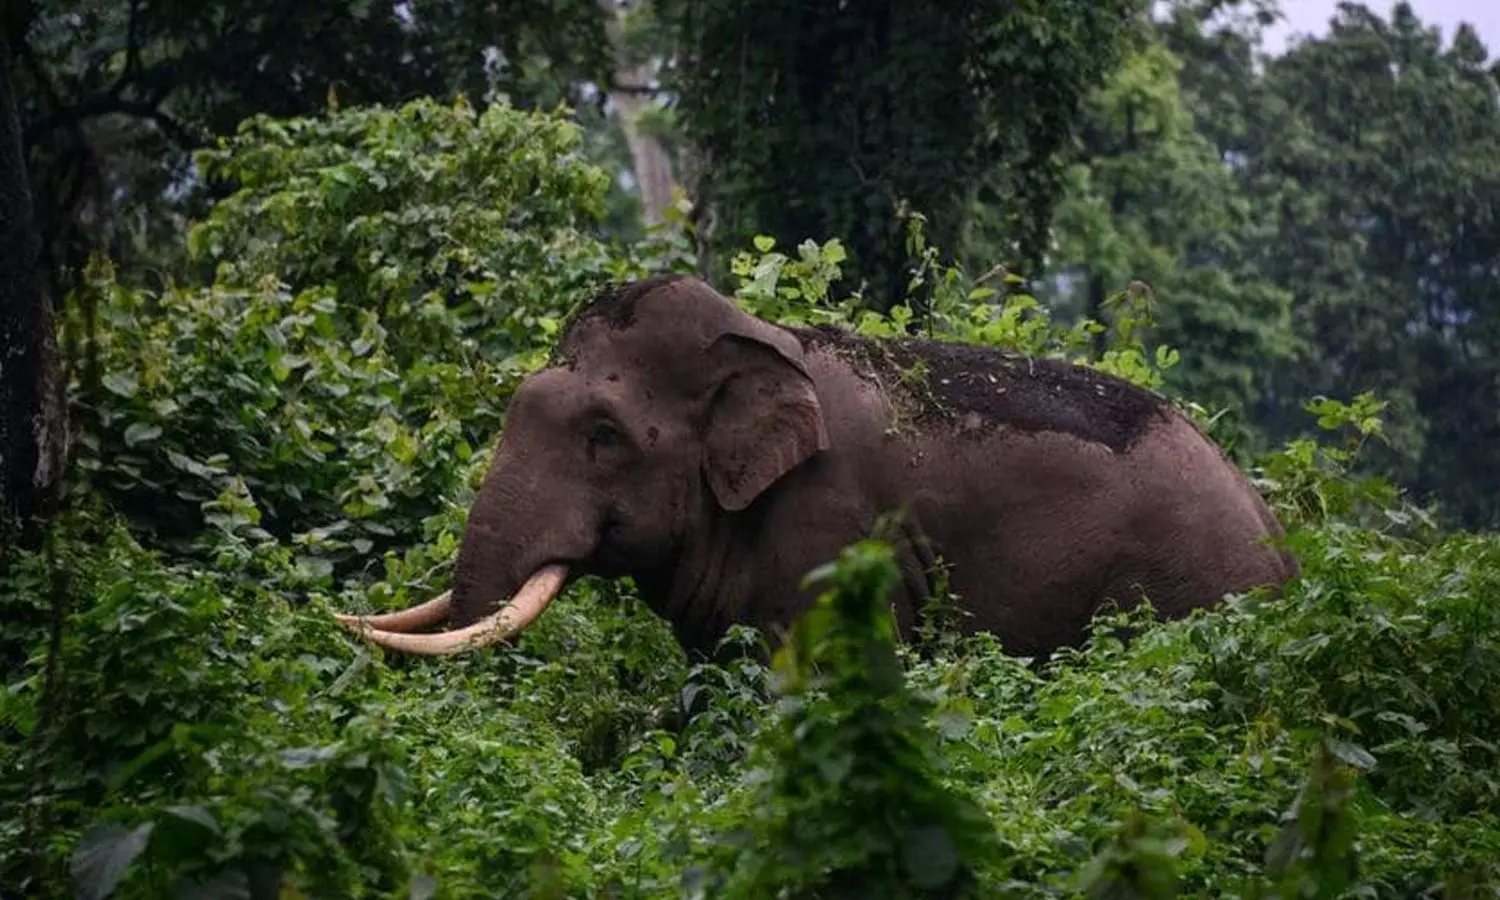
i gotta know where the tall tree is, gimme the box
[1,13,67,550]
[657,0,1146,311]
[1041,34,1298,447]
[1249,3,1500,526]
[14,0,619,297]
[1156,0,1280,157]
[598,0,677,228]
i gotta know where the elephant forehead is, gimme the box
[513,362,673,420]
[558,321,713,394]
[563,274,735,344]
[507,368,579,420]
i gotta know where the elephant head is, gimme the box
[335,275,830,653]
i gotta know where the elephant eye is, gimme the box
[586,420,624,457]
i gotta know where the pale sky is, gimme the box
[1263,0,1500,56]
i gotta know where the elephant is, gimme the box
[335,274,1297,661]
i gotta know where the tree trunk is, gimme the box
[679,139,715,275]
[599,0,676,228]
[0,29,67,553]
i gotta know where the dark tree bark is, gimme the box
[0,27,67,553]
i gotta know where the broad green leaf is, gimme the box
[171,869,251,900]
[123,423,163,447]
[71,822,155,900]
[102,371,139,398]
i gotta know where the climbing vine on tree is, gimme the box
[654,0,1147,311]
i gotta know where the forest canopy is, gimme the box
[1,1,1498,897]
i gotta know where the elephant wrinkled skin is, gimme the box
[336,275,1297,660]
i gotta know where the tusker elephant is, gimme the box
[335,274,1297,660]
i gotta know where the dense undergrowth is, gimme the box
[2,97,1497,899]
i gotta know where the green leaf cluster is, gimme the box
[700,534,998,897]
[2,96,1496,899]
[67,97,640,563]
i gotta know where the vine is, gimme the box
[655,0,1149,311]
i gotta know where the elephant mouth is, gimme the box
[332,563,572,656]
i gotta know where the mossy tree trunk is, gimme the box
[0,25,67,554]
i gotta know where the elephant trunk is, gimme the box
[333,464,589,656]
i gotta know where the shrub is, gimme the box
[701,534,1000,898]
[69,97,645,565]
[1,101,1494,898]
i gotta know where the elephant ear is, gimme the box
[702,327,830,512]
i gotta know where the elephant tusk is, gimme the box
[341,565,569,656]
[334,590,453,633]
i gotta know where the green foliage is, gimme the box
[1,510,418,897]
[726,212,1181,396]
[1246,4,1500,529]
[656,0,1148,309]
[1029,0,1500,526]
[68,97,636,559]
[0,504,691,898]
[1144,1,1500,528]
[1254,393,1415,531]
[17,0,621,295]
[5,95,1498,899]
[704,535,998,897]
[1039,33,1299,449]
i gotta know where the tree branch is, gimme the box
[34,94,208,149]
[610,80,662,95]
[105,0,146,100]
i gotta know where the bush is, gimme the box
[2,101,1496,898]
[701,534,1000,898]
[69,97,652,564]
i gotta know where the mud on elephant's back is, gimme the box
[790,323,1173,452]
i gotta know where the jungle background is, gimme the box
[1,0,1498,897]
